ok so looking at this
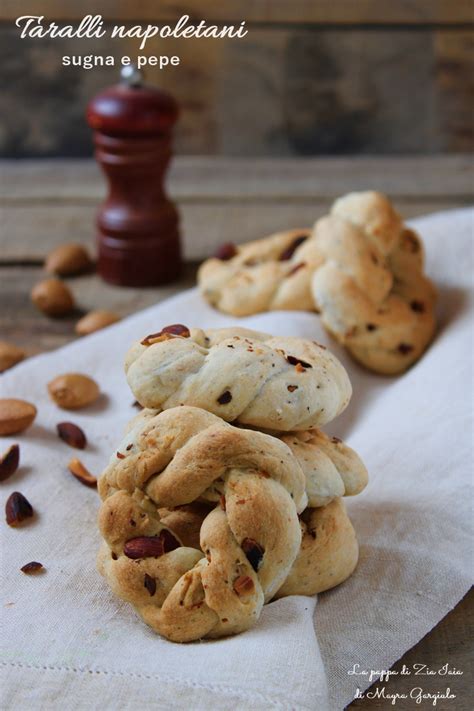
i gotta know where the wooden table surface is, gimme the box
[0,156,472,709]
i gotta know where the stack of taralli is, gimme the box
[97,326,368,642]
[198,191,437,375]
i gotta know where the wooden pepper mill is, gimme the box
[86,66,181,286]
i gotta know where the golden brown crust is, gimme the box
[311,193,436,374]
[275,498,359,598]
[97,406,306,642]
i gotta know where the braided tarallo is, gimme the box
[97,406,307,642]
[198,228,314,315]
[311,192,436,374]
[125,326,351,431]
[142,418,368,600]
[197,192,436,374]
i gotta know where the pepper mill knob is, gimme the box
[86,67,181,286]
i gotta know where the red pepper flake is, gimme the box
[278,235,308,261]
[233,575,254,596]
[287,385,298,392]
[410,300,425,313]
[219,495,226,511]
[144,573,156,596]
[217,390,232,405]
[116,452,125,459]
[398,343,414,355]
[126,444,133,451]
[214,243,237,261]
[20,561,44,575]
[286,354,312,369]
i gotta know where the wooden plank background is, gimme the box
[1,155,472,261]
[2,1,473,24]
[0,2,472,157]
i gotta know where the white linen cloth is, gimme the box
[1,209,473,711]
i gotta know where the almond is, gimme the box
[0,341,25,373]
[21,561,44,574]
[68,458,97,488]
[233,575,254,596]
[0,444,20,481]
[45,243,92,276]
[141,324,190,346]
[5,491,34,526]
[31,278,74,317]
[0,399,37,436]
[124,531,180,559]
[48,373,99,410]
[57,422,87,449]
[75,310,120,336]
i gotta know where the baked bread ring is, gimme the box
[153,423,367,597]
[275,498,359,598]
[125,326,351,431]
[97,406,306,642]
[311,192,436,374]
[198,228,314,316]
[197,192,436,374]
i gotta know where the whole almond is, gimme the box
[0,399,37,436]
[57,422,87,449]
[31,278,74,317]
[123,531,180,559]
[5,491,34,526]
[0,341,25,373]
[48,373,99,409]
[75,310,121,336]
[0,444,20,481]
[45,243,92,276]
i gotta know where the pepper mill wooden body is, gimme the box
[86,68,181,286]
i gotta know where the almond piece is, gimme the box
[0,342,25,373]
[0,444,20,481]
[68,458,97,488]
[75,310,121,336]
[45,243,92,276]
[48,373,99,410]
[0,399,37,436]
[141,324,190,346]
[57,422,87,449]
[5,491,34,526]
[31,278,74,317]
[21,561,44,574]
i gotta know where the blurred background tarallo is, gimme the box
[1,0,472,158]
